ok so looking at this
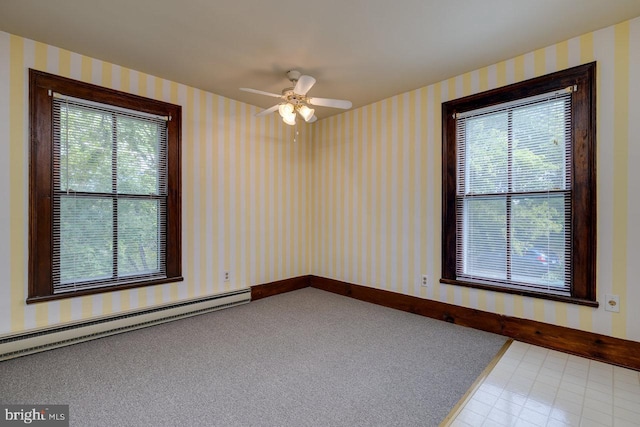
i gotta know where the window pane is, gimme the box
[117,117,161,195]
[512,100,567,192]
[511,195,566,288]
[465,112,508,194]
[59,196,113,284]
[58,104,113,193]
[462,198,506,280]
[118,199,161,276]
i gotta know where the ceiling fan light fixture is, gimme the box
[298,105,315,122]
[282,111,296,126]
[278,102,294,117]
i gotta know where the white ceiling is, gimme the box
[1,0,639,120]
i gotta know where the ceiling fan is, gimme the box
[240,70,352,125]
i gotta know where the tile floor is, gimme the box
[445,341,640,427]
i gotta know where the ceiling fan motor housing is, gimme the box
[282,88,305,105]
[286,70,301,82]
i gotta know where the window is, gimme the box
[441,63,596,306]
[29,70,182,302]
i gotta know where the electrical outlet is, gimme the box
[223,271,230,282]
[605,294,619,313]
[421,275,428,287]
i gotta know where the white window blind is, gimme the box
[455,89,572,295]
[52,95,168,293]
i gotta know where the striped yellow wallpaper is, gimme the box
[1,16,639,345]
[311,16,640,342]
[0,32,310,335]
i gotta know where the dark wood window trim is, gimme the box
[441,62,597,306]
[28,69,183,303]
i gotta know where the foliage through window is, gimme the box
[441,63,597,305]
[29,70,182,302]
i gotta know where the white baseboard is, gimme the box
[0,289,250,361]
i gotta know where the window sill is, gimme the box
[26,276,184,304]
[439,277,599,307]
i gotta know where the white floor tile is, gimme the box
[514,417,541,427]
[588,379,615,395]
[466,398,493,417]
[614,418,639,427]
[457,407,489,425]
[550,407,582,425]
[613,384,640,402]
[518,406,549,425]
[553,398,584,417]
[444,341,640,427]
[523,397,553,416]
[579,418,610,427]
[585,388,614,405]
[613,396,640,413]
[583,397,613,416]
[556,389,586,405]
[529,382,559,404]
[474,389,501,406]
[559,380,587,396]
[547,418,575,427]
[613,406,640,423]
[613,367,640,385]
[486,407,516,426]
[494,397,524,417]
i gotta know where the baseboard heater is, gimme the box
[0,288,251,362]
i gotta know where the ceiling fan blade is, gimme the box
[293,75,316,96]
[256,104,280,117]
[308,97,352,109]
[240,88,283,98]
[307,115,318,123]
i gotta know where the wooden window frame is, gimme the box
[28,69,183,303]
[441,62,597,306]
